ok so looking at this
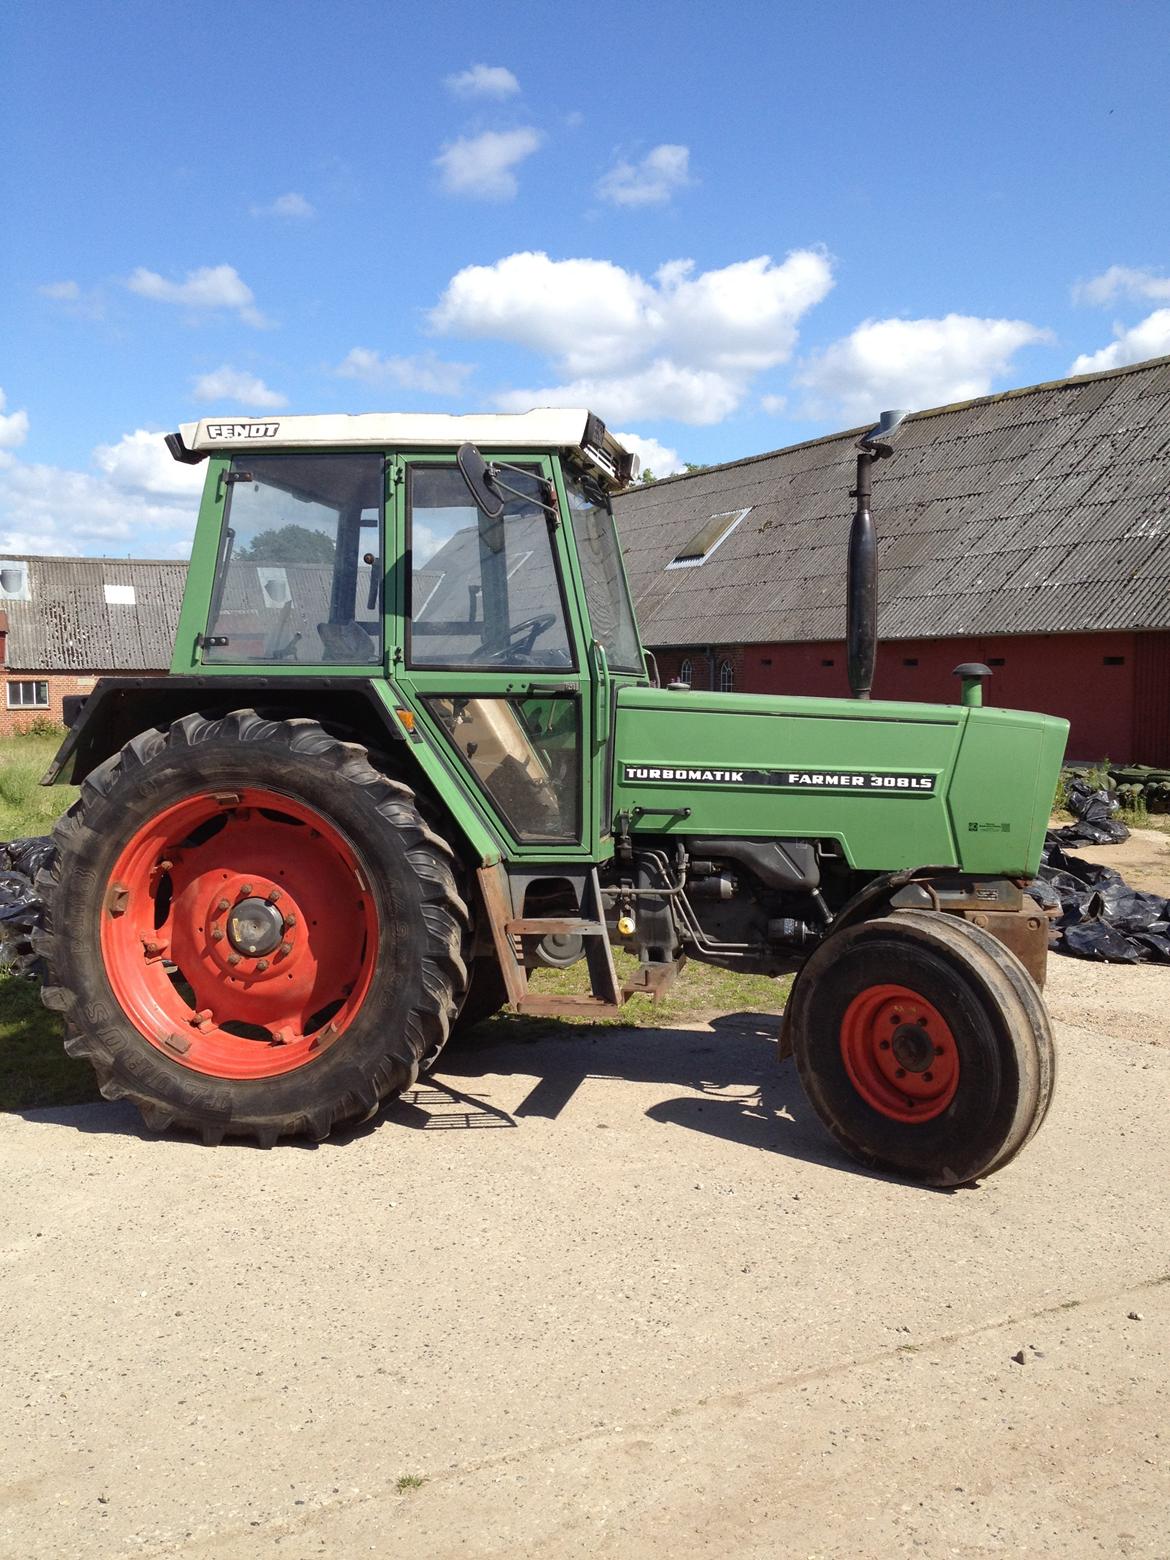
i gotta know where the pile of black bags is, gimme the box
[1030,836,1170,964]
[1048,777,1130,847]
[0,836,54,981]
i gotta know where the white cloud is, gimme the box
[431,248,833,423]
[760,393,787,415]
[92,430,208,498]
[250,192,316,220]
[1073,265,1170,306]
[334,348,473,397]
[191,365,288,409]
[796,314,1051,421]
[1070,308,1170,374]
[435,128,543,200]
[597,144,691,207]
[444,63,520,99]
[615,431,684,479]
[126,264,268,327]
[0,388,30,457]
[0,433,204,556]
[38,280,80,301]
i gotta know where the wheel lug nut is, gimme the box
[279,941,293,957]
[239,883,254,897]
[267,888,283,904]
[923,1071,933,1083]
[890,1013,901,1024]
[934,1045,945,1056]
[283,914,297,930]
[210,927,225,943]
[216,898,229,913]
[227,953,242,967]
[879,1039,890,1050]
[256,958,269,972]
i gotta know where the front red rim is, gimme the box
[839,983,960,1124]
[100,788,378,1079]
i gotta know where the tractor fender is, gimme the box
[43,674,504,869]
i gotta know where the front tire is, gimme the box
[788,911,1055,1186]
[35,710,469,1145]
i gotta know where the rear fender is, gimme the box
[43,675,503,868]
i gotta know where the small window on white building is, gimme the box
[104,583,136,605]
[0,562,30,601]
[7,680,49,709]
[718,660,735,693]
[256,567,291,608]
[678,657,693,686]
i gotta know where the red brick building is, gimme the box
[616,356,1170,765]
[0,557,185,737]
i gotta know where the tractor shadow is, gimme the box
[430,1010,920,1185]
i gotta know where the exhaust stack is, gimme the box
[847,410,907,699]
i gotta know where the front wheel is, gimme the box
[36,710,469,1145]
[788,911,1055,1186]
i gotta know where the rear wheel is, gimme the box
[788,910,1054,1186]
[35,710,469,1144]
[448,956,509,1045]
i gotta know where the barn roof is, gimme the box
[614,355,1170,646]
[0,555,185,671]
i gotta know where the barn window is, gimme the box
[902,657,919,667]
[821,658,835,668]
[6,680,49,709]
[718,660,735,693]
[678,657,693,686]
[987,657,1006,667]
[666,508,751,569]
[1103,655,1125,666]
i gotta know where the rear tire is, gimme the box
[788,910,1054,1186]
[447,956,509,1045]
[35,710,469,1145]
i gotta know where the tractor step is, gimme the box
[478,863,623,1013]
[515,994,625,1018]
[504,916,606,937]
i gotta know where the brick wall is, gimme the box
[0,668,104,738]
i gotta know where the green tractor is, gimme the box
[33,408,1065,1183]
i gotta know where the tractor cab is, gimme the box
[165,409,646,856]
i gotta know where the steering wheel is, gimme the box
[469,613,557,661]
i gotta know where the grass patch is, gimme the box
[395,1475,426,1492]
[0,731,76,841]
[474,949,790,1040]
[0,975,98,1111]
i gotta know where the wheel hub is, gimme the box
[226,896,284,957]
[839,982,960,1124]
[891,1022,935,1074]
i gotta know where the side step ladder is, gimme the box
[478,864,673,1018]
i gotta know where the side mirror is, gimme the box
[456,443,505,520]
[857,409,909,458]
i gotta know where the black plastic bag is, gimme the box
[1062,917,1142,963]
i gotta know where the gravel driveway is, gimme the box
[1,954,1167,1559]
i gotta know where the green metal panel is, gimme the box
[170,456,229,673]
[612,687,1067,876]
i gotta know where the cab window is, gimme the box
[204,454,382,665]
[407,465,573,669]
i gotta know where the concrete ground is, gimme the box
[1,955,1168,1560]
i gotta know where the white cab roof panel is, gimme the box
[176,408,636,486]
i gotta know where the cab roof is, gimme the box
[170,408,638,489]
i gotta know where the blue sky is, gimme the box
[2,0,1169,556]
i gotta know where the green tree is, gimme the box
[238,525,336,563]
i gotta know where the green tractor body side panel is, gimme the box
[612,687,1067,878]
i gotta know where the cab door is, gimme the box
[388,452,598,860]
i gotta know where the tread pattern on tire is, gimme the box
[33,709,470,1145]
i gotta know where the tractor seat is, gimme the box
[317,621,376,663]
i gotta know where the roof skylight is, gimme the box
[665,508,751,569]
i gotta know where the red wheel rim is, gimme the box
[839,983,960,1124]
[100,788,378,1079]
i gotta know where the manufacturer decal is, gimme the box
[205,422,281,440]
[622,764,936,794]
